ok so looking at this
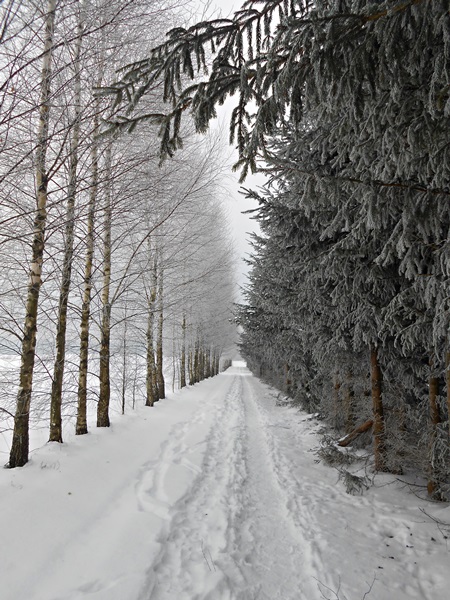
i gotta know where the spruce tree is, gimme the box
[103,0,450,488]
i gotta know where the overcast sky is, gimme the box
[194,0,262,301]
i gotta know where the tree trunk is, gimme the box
[427,358,441,497]
[332,372,341,428]
[180,314,186,388]
[156,262,165,400]
[8,0,56,468]
[193,339,199,383]
[371,345,386,471]
[199,345,204,381]
[285,363,292,395]
[446,349,450,439]
[76,104,99,436]
[344,369,355,434]
[338,419,374,447]
[214,353,220,376]
[205,348,211,379]
[188,347,194,385]
[121,316,127,415]
[97,143,113,428]
[145,260,157,406]
[49,5,83,442]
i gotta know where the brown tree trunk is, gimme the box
[371,345,386,471]
[332,372,341,428]
[427,358,441,497]
[338,419,374,447]
[97,143,113,428]
[446,350,450,439]
[49,8,83,442]
[344,370,355,434]
[8,0,56,468]
[285,363,292,395]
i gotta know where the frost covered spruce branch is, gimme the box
[98,1,441,180]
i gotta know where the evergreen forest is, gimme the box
[102,0,450,499]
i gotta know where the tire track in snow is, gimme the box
[139,372,321,600]
[222,374,319,600]
[247,377,444,600]
[241,376,333,596]
[139,374,246,600]
[134,401,209,521]
[246,378,383,598]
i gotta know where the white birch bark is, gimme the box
[9,0,57,468]
[49,0,85,443]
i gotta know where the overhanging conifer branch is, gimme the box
[96,0,441,176]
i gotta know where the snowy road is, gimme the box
[1,366,449,600]
[142,370,319,600]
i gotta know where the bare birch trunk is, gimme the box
[371,345,386,471]
[188,347,194,385]
[199,345,204,381]
[156,263,165,400]
[172,326,176,393]
[194,339,199,384]
[205,348,211,379]
[121,316,127,415]
[97,143,113,427]
[214,353,220,376]
[49,4,83,442]
[180,314,186,388]
[8,0,56,468]
[75,105,99,435]
[146,319,156,406]
[145,258,158,406]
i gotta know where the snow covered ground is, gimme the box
[1,365,449,600]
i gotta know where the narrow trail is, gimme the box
[135,368,449,600]
[139,369,322,600]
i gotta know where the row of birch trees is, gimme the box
[0,0,236,468]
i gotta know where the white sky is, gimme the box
[194,0,262,302]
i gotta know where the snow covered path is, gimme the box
[1,367,449,600]
[144,371,318,600]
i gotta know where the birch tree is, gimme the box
[49,0,85,443]
[8,0,57,468]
